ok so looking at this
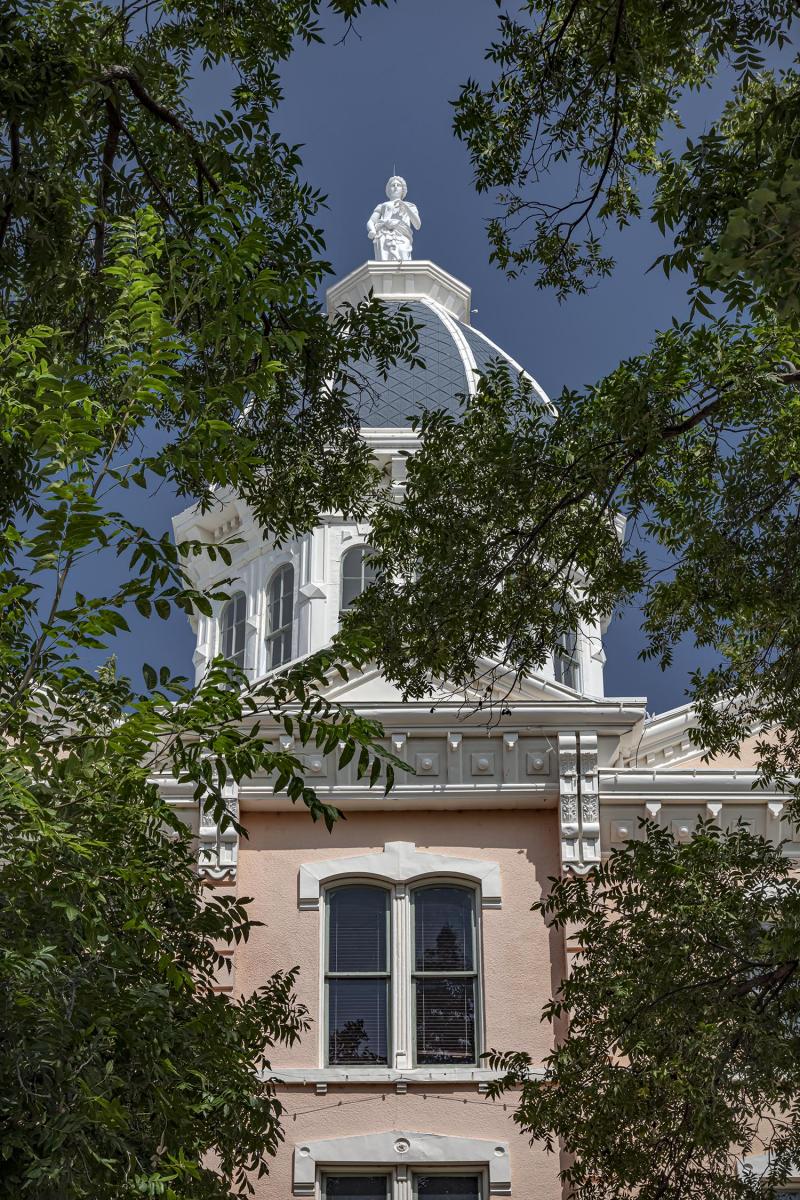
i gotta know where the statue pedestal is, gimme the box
[326,259,472,325]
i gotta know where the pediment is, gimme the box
[319,660,600,707]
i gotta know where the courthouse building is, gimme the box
[161,180,791,1200]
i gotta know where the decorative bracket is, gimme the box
[197,781,239,881]
[558,731,600,874]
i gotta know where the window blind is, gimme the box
[413,886,478,1065]
[327,885,390,1065]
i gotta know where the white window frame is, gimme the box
[322,876,483,1072]
[324,880,393,1069]
[553,628,581,692]
[266,561,295,669]
[409,880,482,1070]
[294,1132,509,1196]
[303,844,499,1075]
[219,590,247,669]
[340,542,377,612]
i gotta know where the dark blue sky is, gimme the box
[113,0,734,712]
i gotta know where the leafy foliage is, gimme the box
[452,0,797,297]
[0,1,406,1195]
[375,7,800,1198]
[488,822,800,1200]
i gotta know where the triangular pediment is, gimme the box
[319,660,601,707]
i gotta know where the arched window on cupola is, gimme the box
[554,629,581,691]
[266,563,294,669]
[340,544,377,611]
[219,591,246,670]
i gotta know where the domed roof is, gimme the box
[326,260,550,429]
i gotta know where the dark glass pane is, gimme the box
[416,1176,480,1198]
[325,1177,388,1199]
[221,592,246,668]
[415,977,476,1064]
[329,886,388,972]
[269,566,293,631]
[341,567,362,611]
[328,978,388,1064]
[341,546,377,611]
[554,630,579,689]
[414,886,474,971]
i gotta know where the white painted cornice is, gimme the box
[326,259,472,324]
[600,766,790,802]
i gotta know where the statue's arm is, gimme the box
[366,203,383,239]
[406,202,421,230]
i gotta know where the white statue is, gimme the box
[367,175,421,262]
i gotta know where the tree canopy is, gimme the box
[350,6,800,1199]
[358,0,800,795]
[0,1,404,1194]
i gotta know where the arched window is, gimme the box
[554,629,581,691]
[411,885,478,1066]
[266,563,294,669]
[326,885,390,1066]
[340,544,377,611]
[219,591,246,669]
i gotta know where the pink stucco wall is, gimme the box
[261,1084,558,1197]
[234,807,565,1198]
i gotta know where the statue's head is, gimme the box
[385,175,407,200]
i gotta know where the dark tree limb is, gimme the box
[0,120,21,250]
[97,66,220,196]
[94,96,122,273]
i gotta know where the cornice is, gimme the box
[326,259,472,324]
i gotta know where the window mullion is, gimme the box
[394,884,410,1070]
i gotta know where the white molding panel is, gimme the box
[293,1130,511,1196]
[298,841,502,910]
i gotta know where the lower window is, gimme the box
[322,1174,482,1199]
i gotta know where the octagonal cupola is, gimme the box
[176,175,605,699]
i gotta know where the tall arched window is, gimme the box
[325,885,390,1066]
[340,544,377,611]
[266,563,294,669]
[554,630,581,691]
[219,591,246,669]
[412,885,478,1066]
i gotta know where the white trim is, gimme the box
[267,1066,519,1085]
[326,260,472,324]
[460,321,552,411]
[299,841,502,910]
[293,1131,511,1196]
[425,299,480,399]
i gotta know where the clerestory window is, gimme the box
[553,629,581,691]
[324,881,481,1069]
[266,563,294,669]
[219,591,247,669]
[340,544,378,611]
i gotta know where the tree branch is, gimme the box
[97,66,220,196]
[0,120,21,249]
